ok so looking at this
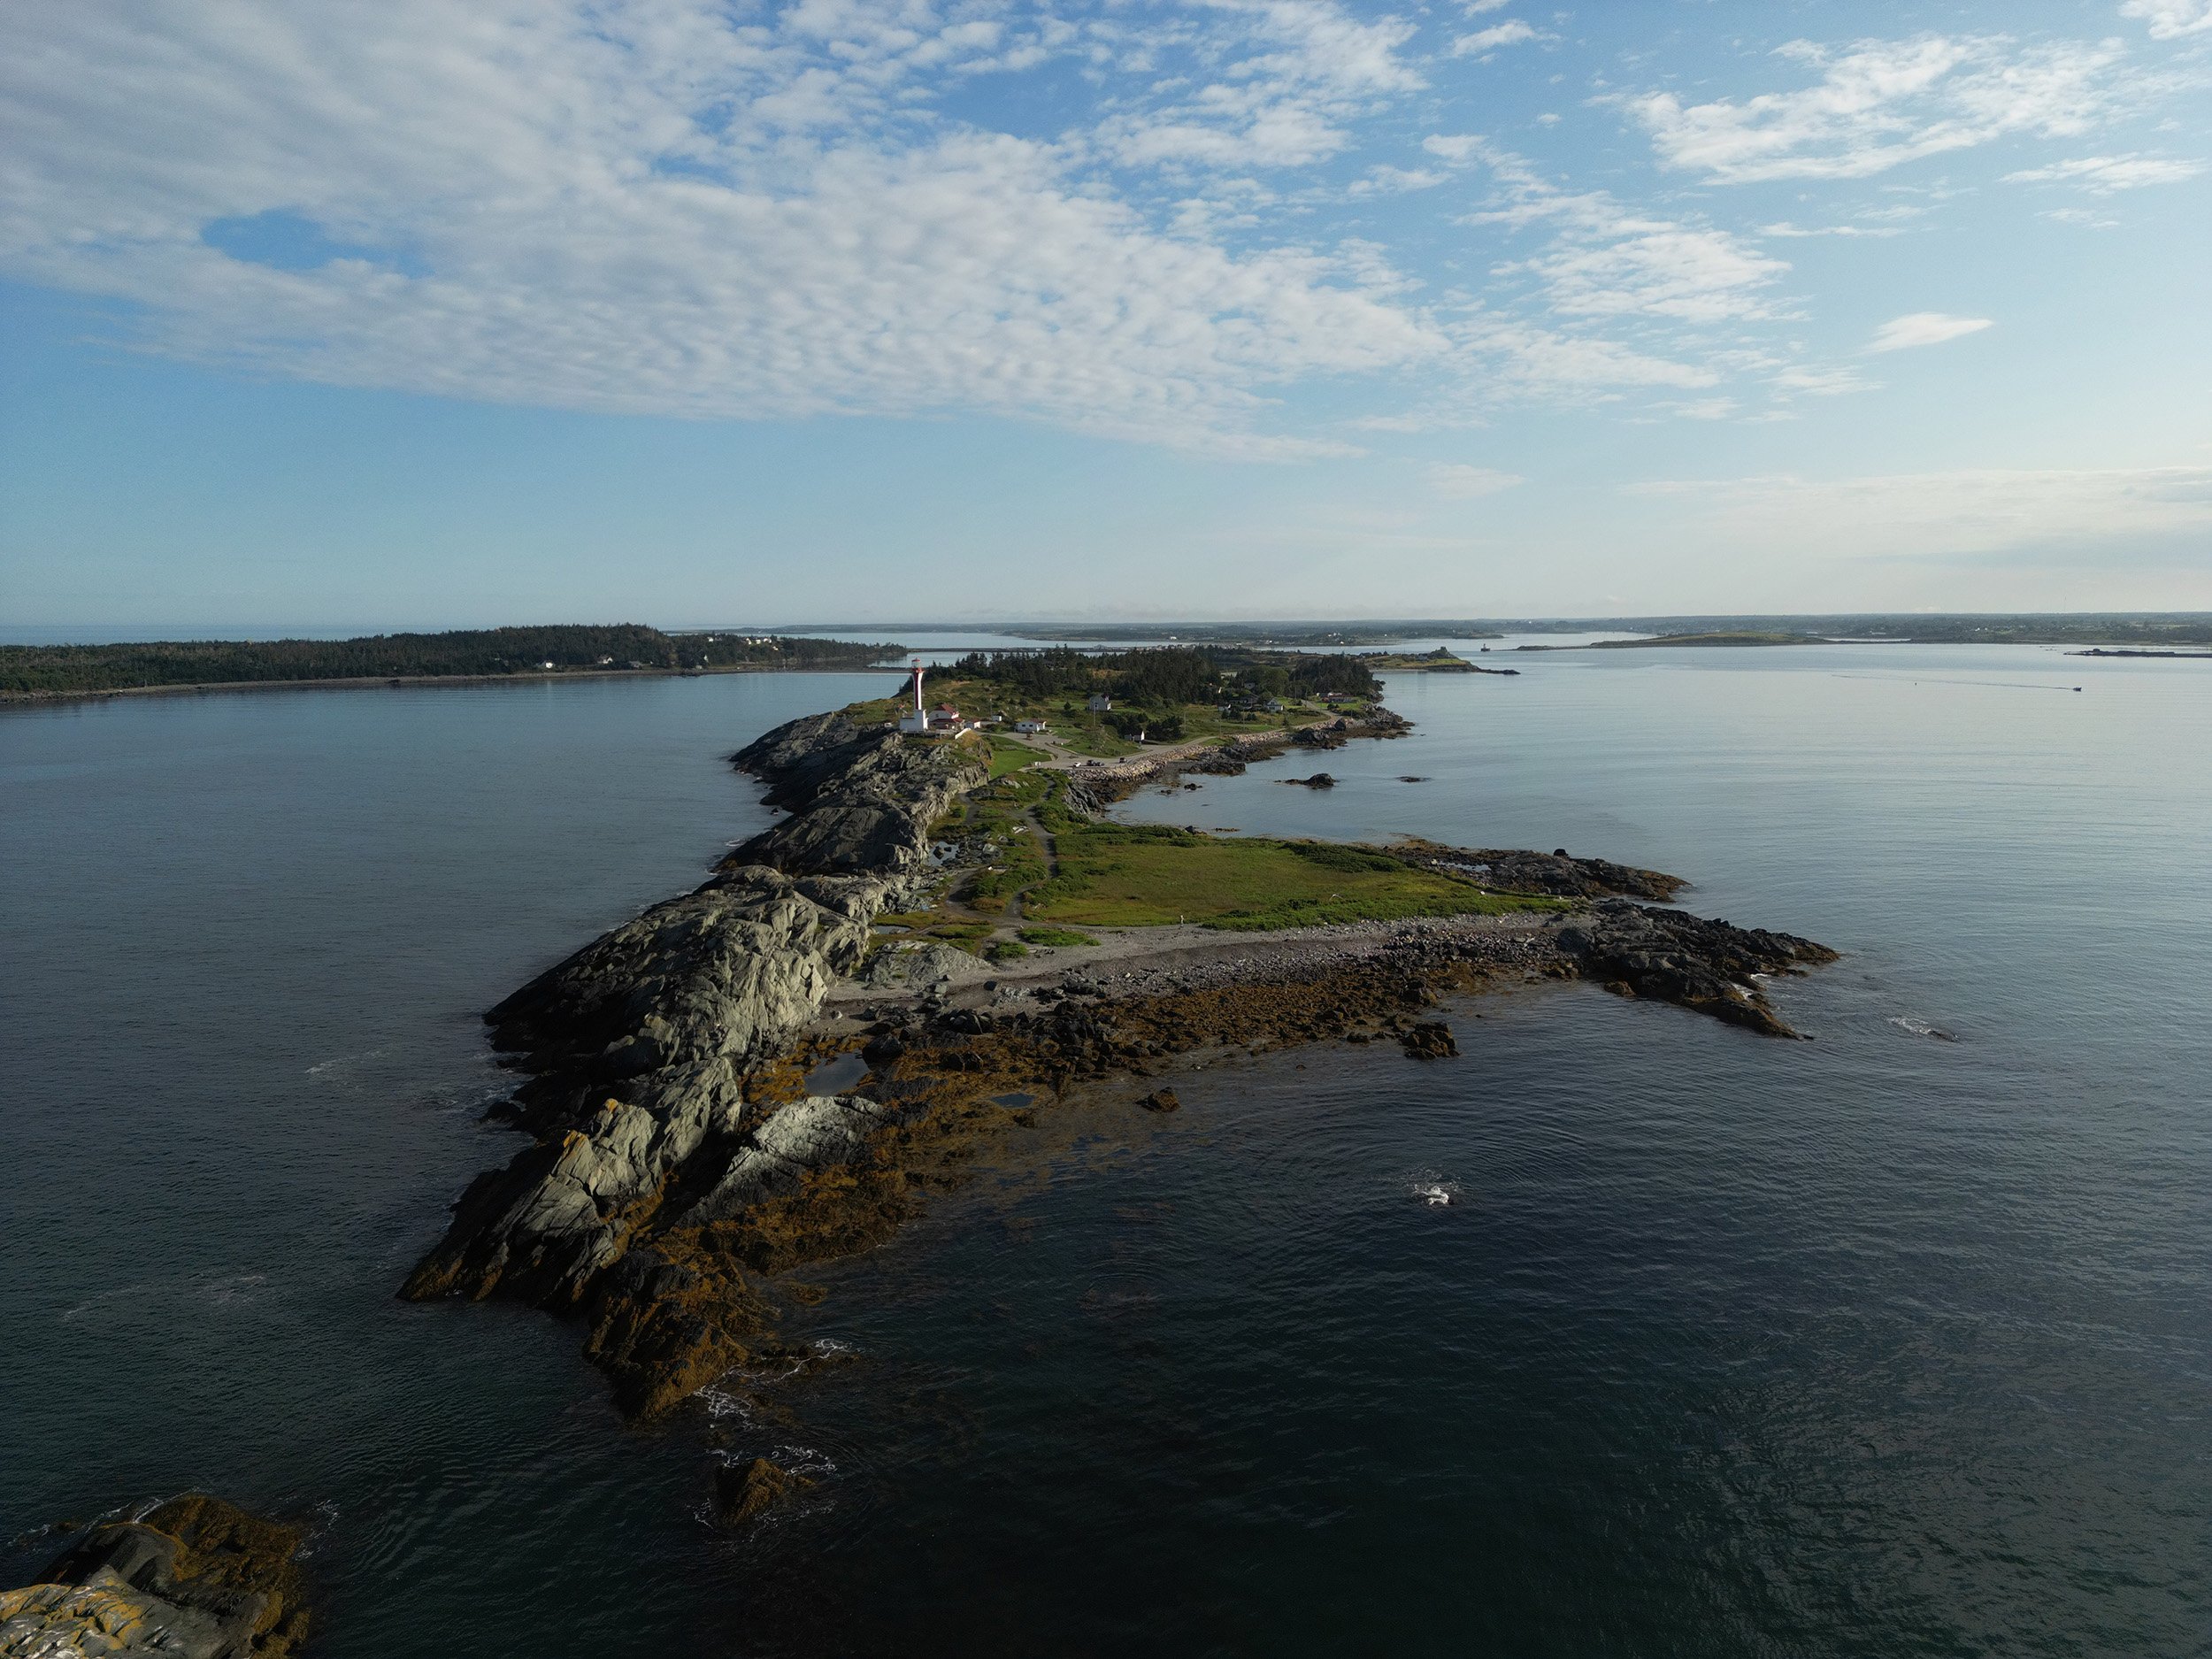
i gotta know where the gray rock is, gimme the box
[406,718,983,1314]
[685,1094,904,1223]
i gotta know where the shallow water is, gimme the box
[4,646,2209,1655]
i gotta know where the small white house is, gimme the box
[1087,693,1112,712]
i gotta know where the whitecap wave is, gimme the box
[1407,1170,1461,1207]
[1889,1015,1958,1041]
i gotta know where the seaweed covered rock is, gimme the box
[0,1495,310,1658]
[1402,1021,1458,1059]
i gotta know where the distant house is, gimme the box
[1087,694,1112,712]
[1015,719,1048,734]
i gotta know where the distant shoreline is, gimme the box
[0,662,904,710]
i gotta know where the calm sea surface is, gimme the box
[4,646,2208,1655]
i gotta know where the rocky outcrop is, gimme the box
[716,1458,813,1525]
[1392,840,1686,902]
[0,1496,310,1658]
[1402,1020,1457,1058]
[1558,901,1838,1037]
[684,1094,910,1224]
[402,714,986,1402]
[724,716,980,878]
[1062,710,1406,806]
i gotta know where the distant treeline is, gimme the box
[947,645,1381,704]
[1018,613,2212,647]
[1,626,901,696]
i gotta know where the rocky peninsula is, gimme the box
[403,703,1836,1440]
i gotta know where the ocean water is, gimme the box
[4,647,2208,1655]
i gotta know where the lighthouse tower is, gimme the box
[897,659,931,733]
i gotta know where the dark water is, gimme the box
[4,649,2208,1655]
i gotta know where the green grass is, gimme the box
[1024,826,1563,930]
[987,736,1050,777]
[1018,926,1098,948]
[983,940,1031,964]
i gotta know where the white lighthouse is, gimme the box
[897,659,931,733]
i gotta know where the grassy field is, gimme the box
[987,735,1051,776]
[1024,825,1561,931]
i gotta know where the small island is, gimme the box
[402,659,1838,1508]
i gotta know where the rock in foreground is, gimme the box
[0,1495,310,1658]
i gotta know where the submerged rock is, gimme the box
[715,1457,813,1525]
[1137,1088,1181,1113]
[0,1494,311,1658]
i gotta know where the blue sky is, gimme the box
[3,0,2208,628]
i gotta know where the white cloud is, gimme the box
[1452,21,1538,56]
[0,1,1448,456]
[1868,312,1993,351]
[2004,153,2207,190]
[1427,463,1525,497]
[1630,464,2212,557]
[1469,149,1791,325]
[1349,165,1448,194]
[2120,0,2212,40]
[1761,221,1908,237]
[1094,1,1425,173]
[1622,35,2125,183]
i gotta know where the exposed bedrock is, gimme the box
[1392,839,1687,902]
[402,716,982,1345]
[1559,900,1839,1037]
[723,712,983,877]
[0,1495,311,1659]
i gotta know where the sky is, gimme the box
[2,0,2209,630]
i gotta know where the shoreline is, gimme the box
[398,700,1838,1498]
[0,661,905,710]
